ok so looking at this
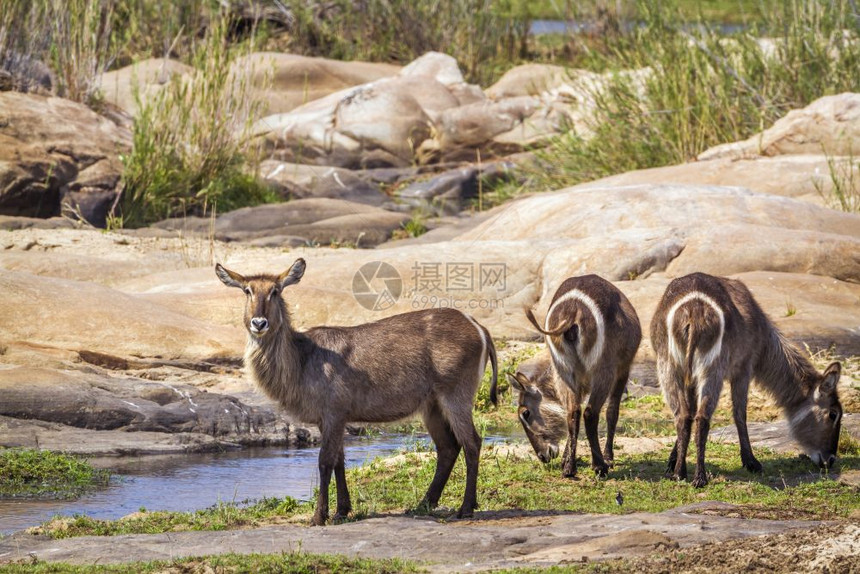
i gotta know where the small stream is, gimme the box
[0,434,514,535]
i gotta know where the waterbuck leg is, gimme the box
[672,384,696,481]
[603,370,629,466]
[692,397,711,488]
[658,356,684,479]
[333,447,351,519]
[666,440,679,475]
[730,371,762,473]
[692,370,724,488]
[313,420,345,526]
[584,371,613,477]
[419,402,461,511]
[443,399,481,518]
[562,406,581,478]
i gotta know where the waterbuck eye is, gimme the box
[520,409,531,422]
[243,287,252,296]
[829,411,838,422]
[270,288,279,298]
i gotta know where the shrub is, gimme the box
[525,0,860,193]
[115,10,276,227]
[0,0,113,105]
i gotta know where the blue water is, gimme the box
[0,434,512,535]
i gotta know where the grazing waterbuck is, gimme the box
[216,259,498,525]
[506,353,573,461]
[519,275,642,477]
[651,272,842,488]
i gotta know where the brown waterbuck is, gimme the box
[216,258,498,525]
[506,353,573,462]
[520,275,642,477]
[651,272,842,487]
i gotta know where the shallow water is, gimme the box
[0,435,417,535]
[0,434,512,535]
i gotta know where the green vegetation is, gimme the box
[0,0,112,106]
[815,154,860,213]
[509,0,860,196]
[348,441,860,519]
[37,496,306,538]
[37,441,860,539]
[116,11,277,227]
[0,551,418,573]
[0,449,109,498]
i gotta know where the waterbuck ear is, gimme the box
[508,373,539,397]
[820,362,841,395]
[215,263,245,289]
[279,258,306,289]
[507,373,525,392]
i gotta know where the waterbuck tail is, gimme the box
[684,321,700,389]
[525,308,572,337]
[487,329,498,406]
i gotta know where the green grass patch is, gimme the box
[0,551,419,573]
[38,441,859,539]
[114,9,277,227]
[39,496,309,539]
[500,0,860,199]
[346,441,860,520]
[0,449,109,499]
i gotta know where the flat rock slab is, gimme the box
[0,506,829,570]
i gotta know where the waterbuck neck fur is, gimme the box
[522,274,642,478]
[651,272,842,488]
[216,259,498,525]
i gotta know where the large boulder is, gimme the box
[233,52,400,116]
[96,58,193,117]
[584,154,843,205]
[700,93,860,160]
[259,160,388,206]
[0,367,302,446]
[151,198,411,247]
[252,52,514,169]
[457,183,860,243]
[486,64,573,99]
[0,268,243,360]
[0,91,130,225]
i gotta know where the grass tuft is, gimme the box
[115,8,276,227]
[0,449,110,499]
[504,0,860,198]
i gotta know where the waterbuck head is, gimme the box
[790,361,843,468]
[215,259,306,339]
[507,369,567,463]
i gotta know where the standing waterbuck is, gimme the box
[651,272,842,488]
[520,275,642,477]
[216,259,498,525]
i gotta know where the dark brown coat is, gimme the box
[216,259,498,524]
[651,272,842,487]
[521,274,641,477]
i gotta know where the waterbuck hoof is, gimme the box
[456,507,474,519]
[664,467,682,480]
[593,463,610,478]
[332,511,350,522]
[691,474,708,488]
[745,459,763,473]
[562,467,577,479]
[414,499,434,513]
[310,514,327,526]
[602,453,615,467]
